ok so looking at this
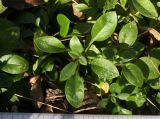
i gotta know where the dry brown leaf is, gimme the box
[74,90,101,114]
[148,28,160,41]
[29,76,44,110]
[72,0,85,20]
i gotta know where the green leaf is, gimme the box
[97,98,109,108]
[135,57,160,80]
[15,12,36,24]
[41,59,54,73]
[89,11,117,45]
[0,54,29,74]
[0,73,13,88]
[110,83,124,94]
[127,93,146,107]
[75,3,89,12]
[132,0,158,19]
[156,92,160,104]
[120,0,127,8]
[90,58,119,80]
[34,36,66,53]
[103,0,118,10]
[72,23,92,35]
[60,62,78,82]
[0,0,7,14]
[70,35,84,56]
[119,22,138,46]
[57,14,70,37]
[122,63,145,87]
[147,78,160,90]
[0,19,20,51]
[79,55,87,66]
[65,73,84,108]
[149,48,160,64]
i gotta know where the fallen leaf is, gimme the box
[29,76,44,110]
[148,28,160,41]
[72,0,85,20]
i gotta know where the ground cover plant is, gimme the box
[0,0,160,115]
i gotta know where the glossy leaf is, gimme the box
[34,36,66,53]
[70,35,84,56]
[132,0,158,19]
[90,11,117,45]
[119,22,138,46]
[122,63,144,87]
[135,57,160,80]
[60,62,78,82]
[75,3,89,12]
[57,14,70,37]
[65,73,84,108]
[90,58,119,80]
[0,54,29,74]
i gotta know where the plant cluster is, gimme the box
[0,0,160,114]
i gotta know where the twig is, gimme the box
[15,94,70,113]
[74,107,98,113]
[147,98,160,112]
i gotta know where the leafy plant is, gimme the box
[0,0,160,114]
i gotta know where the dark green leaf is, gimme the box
[135,57,160,80]
[0,19,20,51]
[122,63,145,87]
[147,78,160,90]
[34,36,66,53]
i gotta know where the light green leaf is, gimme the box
[0,0,7,14]
[79,55,87,66]
[104,0,118,10]
[57,14,70,37]
[34,36,66,53]
[127,93,146,107]
[90,58,119,80]
[65,73,84,108]
[70,35,84,56]
[122,63,144,87]
[75,3,89,12]
[156,92,160,104]
[132,0,158,19]
[0,54,29,74]
[135,57,160,80]
[119,22,138,46]
[89,11,117,46]
[60,62,78,82]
